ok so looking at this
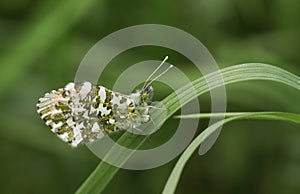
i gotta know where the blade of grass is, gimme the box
[162,111,300,194]
[75,63,300,193]
[174,111,300,123]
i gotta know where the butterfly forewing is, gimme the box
[37,82,152,147]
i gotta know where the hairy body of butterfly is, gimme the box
[37,82,153,147]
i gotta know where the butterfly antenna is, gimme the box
[144,64,173,88]
[142,56,169,89]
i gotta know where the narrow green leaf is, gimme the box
[76,63,300,193]
[174,111,300,124]
[162,111,300,194]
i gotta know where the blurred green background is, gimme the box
[1,0,300,193]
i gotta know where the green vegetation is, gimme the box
[1,0,300,194]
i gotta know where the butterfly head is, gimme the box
[140,86,154,104]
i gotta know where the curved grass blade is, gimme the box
[162,111,300,194]
[76,63,300,193]
[174,111,300,124]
